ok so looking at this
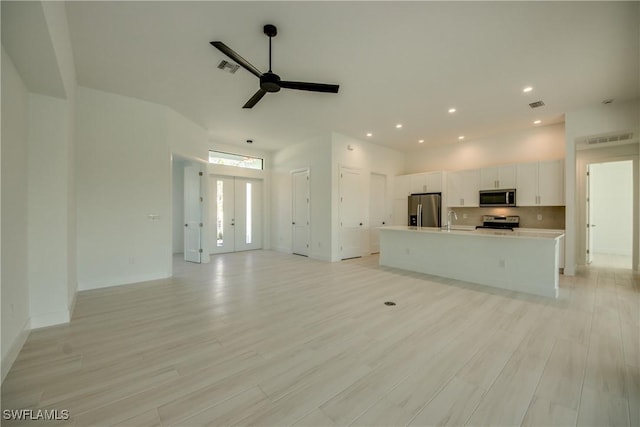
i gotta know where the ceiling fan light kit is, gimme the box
[211,24,340,109]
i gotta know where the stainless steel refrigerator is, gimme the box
[408,193,441,227]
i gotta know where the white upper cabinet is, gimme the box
[479,165,517,190]
[516,159,564,206]
[538,160,564,205]
[409,171,444,194]
[447,169,480,207]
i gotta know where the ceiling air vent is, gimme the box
[217,60,240,74]
[587,133,633,145]
[529,100,545,108]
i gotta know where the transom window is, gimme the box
[208,150,263,170]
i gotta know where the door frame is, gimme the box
[576,149,639,271]
[585,159,634,266]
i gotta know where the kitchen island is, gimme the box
[378,226,564,298]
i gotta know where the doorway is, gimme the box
[209,175,263,254]
[292,169,310,256]
[586,160,633,268]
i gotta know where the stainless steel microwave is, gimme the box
[479,189,516,207]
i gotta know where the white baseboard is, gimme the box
[1,319,30,383]
[68,290,78,319]
[78,272,170,291]
[29,310,71,329]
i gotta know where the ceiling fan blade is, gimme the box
[279,81,340,93]
[210,41,262,78]
[243,89,267,109]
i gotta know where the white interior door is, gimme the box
[210,175,262,254]
[292,169,310,256]
[369,173,387,254]
[184,166,202,263]
[586,164,593,264]
[340,167,365,260]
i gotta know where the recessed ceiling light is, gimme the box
[418,139,424,143]
[533,120,541,125]
[448,108,457,113]
[366,132,372,137]
[458,136,465,140]
[523,86,533,93]
[395,124,403,129]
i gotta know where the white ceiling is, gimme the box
[64,1,639,152]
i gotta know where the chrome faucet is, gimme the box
[447,210,458,231]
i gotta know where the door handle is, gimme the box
[184,224,188,227]
[359,222,363,226]
[382,221,386,225]
[292,222,296,225]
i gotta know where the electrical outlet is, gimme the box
[537,214,543,221]
[463,213,468,219]
[499,259,506,267]
[405,248,410,255]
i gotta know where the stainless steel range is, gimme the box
[475,215,520,231]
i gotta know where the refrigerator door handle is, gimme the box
[417,204,422,228]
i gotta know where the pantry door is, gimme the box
[340,166,365,260]
[369,173,387,254]
[292,169,310,256]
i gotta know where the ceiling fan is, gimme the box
[210,24,340,109]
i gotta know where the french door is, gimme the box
[210,175,263,254]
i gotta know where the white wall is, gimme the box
[590,161,633,255]
[331,132,406,261]
[27,94,73,327]
[1,48,31,380]
[76,87,171,290]
[404,123,565,173]
[271,134,332,260]
[566,99,640,273]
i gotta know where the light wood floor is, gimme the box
[2,250,638,426]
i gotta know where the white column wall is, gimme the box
[27,94,73,327]
[271,134,332,261]
[1,48,31,380]
[331,132,406,261]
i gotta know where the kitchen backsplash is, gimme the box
[449,206,565,230]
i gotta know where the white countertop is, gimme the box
[379,225,564,240]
